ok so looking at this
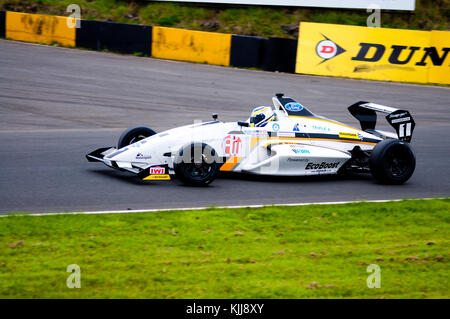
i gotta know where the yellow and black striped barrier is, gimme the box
[0,11,448,84]
[0,10,297,73]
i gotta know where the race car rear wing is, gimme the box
[348,101,415,142]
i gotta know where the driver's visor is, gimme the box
[250,114,265,124]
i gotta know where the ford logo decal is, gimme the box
[285,103,304,112]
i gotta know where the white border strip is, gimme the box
[2,198,445,217]
[155,0,415,11]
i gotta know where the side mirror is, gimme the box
[238,121,249,127]
[212,113,218,121]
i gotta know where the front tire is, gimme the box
[118,126,156,148]
[174,143,219,186]
[370,139,416,184]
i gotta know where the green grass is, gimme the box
[1,0,448,38]
[0,199,448,298]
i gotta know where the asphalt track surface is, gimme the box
[0,40,449,214]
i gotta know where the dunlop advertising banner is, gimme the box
[295,22,450,84]
[428,31,450,84]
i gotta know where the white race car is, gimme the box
[86,94,416,186]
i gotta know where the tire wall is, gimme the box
[0,11,5,38]
[76,20,152,55]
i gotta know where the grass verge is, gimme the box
[0,199,449,298]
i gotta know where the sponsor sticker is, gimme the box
[287,157,309,162]
[391,117,411,124]
[291,148,311,154]
[131,140,147,147]
[144,174,171,181]
[339,132,360,140]
[272,123,280,132]
[243,129,269,137]
[285,103,304,112]
[312,124,330,132]
[278,132,295,137]
[293,123,300,131]
[222,135,243,156]
[136,153,152,160]
[389,112,408,119]
[150,166,165,175]
[306,161,340,170]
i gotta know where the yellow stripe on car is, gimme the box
[338,132,360,139]
[143,174,171,181]
[288,115,365,132]
[220,157,243,172]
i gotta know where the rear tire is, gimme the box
[118,126,156,148]
[174,143,219,186]
[370,139,416,184]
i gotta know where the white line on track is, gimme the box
[1,197,445,217]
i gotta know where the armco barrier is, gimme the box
[5,11,75,47]
[76,20,152,55]
[296,22,450,84]
[230,35,265,68]
[2,11,298,74]
[0,11,5,38]
[152,26,232,66]
[261,37,298,73]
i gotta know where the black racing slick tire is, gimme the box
[117,126,156,149]
[370,139,416,185]
[174,143,219,186]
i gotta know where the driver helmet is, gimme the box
[249,106,276,127]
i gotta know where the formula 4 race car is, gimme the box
[86,94,416,186]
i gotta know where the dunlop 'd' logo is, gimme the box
[352,43,450,67]
[316,35,346,64]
